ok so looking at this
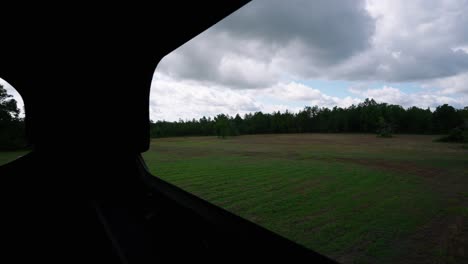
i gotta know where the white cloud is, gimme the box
[264,82,323,101]
[150,73,366,121]
[150,0,468,120]
[452,46,468,54]
[340,0,468,81]
[218,54,278,88]
[423,71,468,94]
[150,71,468,121]
[159,0,468,85]
[157,0,375,87]
[150,73,262,121]
[262,82,362,108]
[349,85,465,109]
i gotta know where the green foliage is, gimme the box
[377,116,393,138]
[0,85,26,150]
[149,99,467,138]
[435,127,467,143]
[0,85,19,122]
[214,114,238,138]
[432,104,463,134]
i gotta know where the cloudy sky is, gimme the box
[151,0,468,121]
[2,1,468,121]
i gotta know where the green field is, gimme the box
[0,134,466,263]
[0,151,28,165]
[142,134,468,263]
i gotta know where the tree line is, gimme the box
[0,85,26,150]
[2,82,468,151]
[150,98,468,139]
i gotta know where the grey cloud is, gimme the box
[156,0,468,90]
[157,0,375,88]
[157,32,280,89]
[334,0,468,82]
[216,0,375,64]
[387,50,468,81]
[331,48,468,82]
[423,71,468,95]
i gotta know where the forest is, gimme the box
[0,85,26,150]
[1,83,468,151]
[150,98,468,140]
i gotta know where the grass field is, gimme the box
[142,134,468,263]
[0,150,28,165]
[0,134,466,263]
